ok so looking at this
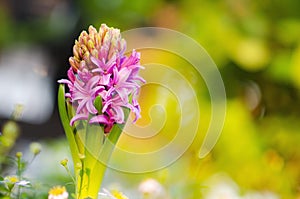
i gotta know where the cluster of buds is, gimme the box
[69,25,126,72]
[59,24,145,133]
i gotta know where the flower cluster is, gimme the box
[59,24,145,133]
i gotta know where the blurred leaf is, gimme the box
[276,19,300,45]
[229,38,270,71]
[291,45,300,88]
[267,50,292,83]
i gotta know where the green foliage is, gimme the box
[0,121,20,169]
[0,137,50,198]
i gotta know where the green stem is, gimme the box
[63,165,76,185]
[16,159,21,179]
[78,158,85,199]
[77,123,125,199]
[59,84,130,199]
[17,186,20,199]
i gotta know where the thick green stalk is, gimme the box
[78,124,124,199]
[59,84,130,199]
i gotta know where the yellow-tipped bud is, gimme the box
[73,45,79,59]
[16,152,23,158]
[87,40,95,50]
[83,52,90,63]
[60,158,68,167]
[69,24,125,73]
[30,142,42,155]
[91,49,98,58]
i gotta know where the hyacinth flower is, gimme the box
[58,24,145,199]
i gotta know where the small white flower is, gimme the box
[98,189,114,199]
[98,188,128,199]
[138,178,167,199]
[203,174,241,199]
[205,182,241,199]
[48,186,69,199]
[16,180,31,187]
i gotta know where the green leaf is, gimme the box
[66,99,76,126]
[86,124,104,159]
[99,107,130,163]
[74,121,87,155]
[79,123,105,199]
[107,107,130,143]
[71,193,77,199]
[94,96,103,114]
[74,106,130,199]
[58,84,80,169]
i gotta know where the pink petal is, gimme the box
[67,67,75,83]
[100,74,111,85]
[70,113,88,125]
[111,106,124,123]
[118,67,131,83]
[74,81,87,94]
[57,79,71,85]
[86,76,100,89]
[86,100,98,114]
[115,89,129,103]
[89,114,109,124]
[90,56,103,69]
[76,98,88,113]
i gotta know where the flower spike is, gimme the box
[58,24,145,133]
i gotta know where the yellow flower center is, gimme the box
[6,175,19,183]
[111,190,128,199]
[48,186,67,196]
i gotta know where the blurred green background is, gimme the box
[0,0,300,198]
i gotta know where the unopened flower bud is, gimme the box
[30,142,42,155]
[2,121,20,139]
[87,40,95,50]
[60,158,68,167]
[1,121,20,148]
[16,152,23,158]
[73,45,79,59]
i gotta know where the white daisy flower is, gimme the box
[138,178,168,199]
[48,186,69,199]
[98,188,129,199]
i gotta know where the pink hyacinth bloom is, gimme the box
[58,24,145,133]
